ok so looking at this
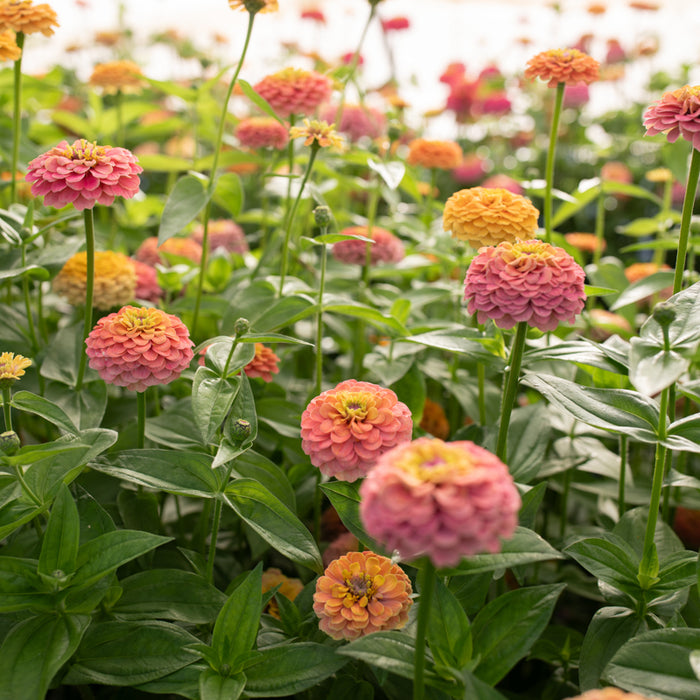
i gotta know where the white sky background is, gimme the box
[21,0,700,136]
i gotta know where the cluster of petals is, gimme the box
[25,139,142,210]
[565,689,657,700]
[301,379,413,482]
[442,187,539,248]
[643,85,700,150]
[321,103,385,143]
[359,437,521,568]
[451,154,487,184]
[0,30,20,61]
[407,138,463,170]
[300,7,325,23]
[228,0,278,13]
[191,219,248,255]
[289,119,343,149]
[464,240,586,332]
[524,48,600,88]
[131,259,163,303]
[0,352,31,385]
[564,232,605,254]
[313,550,412,640]
[243,343,280,382]
[85,305,194,392]
[0,0,58,36]
[253,67,332,118]
[380,16,410,32]
[419,398,450,440]
[261,568,303,619]
[53,251,136,310]
[235,116,289,150]
[134,236,202,266]
[89,60,143,93]
[332,225,405,267]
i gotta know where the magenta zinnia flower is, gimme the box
[253,67,333,118]
[25,139,142,210]
[332,226,405,266]
[463,240,586,332]
[359,437,521,568]
[301,379,413,482]
[643,85,700,150]
[85,305,194,392]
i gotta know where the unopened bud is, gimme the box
[652,300,676,328]
[233,318,250,336]
[229,419,251,443]
[313,206,332,227]
[0,431,20,456]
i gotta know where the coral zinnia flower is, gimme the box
[443,187,539,248]
[407,138,463,170]
[134,236,202,266]
[359,437,521,568]
[25,139,142,210]
[53,251,136,310]
[0,0,58,36]
[254,67,333,118]
[321,103,385,143]
[525,48,600,88]
[289,119,344,149]
[261,568,303,619]
[313,551,412,640]
[464,240,586,332]
[131,259,163,303]
[235,116,289,150]
[564,232,605,254]
[332,226,405,266]
[381,16,410,32]
[643,85,700,151]
[0,352,31,386]
[191,219,248,255]
[566,689,657,700]
[0,29,20,61]
[89,60,143,93]
[228,0,278,13]
[244,343,280,382]
[85,305,194,392]
[301,379,413,482]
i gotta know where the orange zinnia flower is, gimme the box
[406,138,463,170]
[261,568,303,619]
[564,232,605,254]
[566,688,657,700]
[525,48,600,88]
[0,29,20,60]
[89,60,143,93]
[0,0,58,36]
[289,119,344,149]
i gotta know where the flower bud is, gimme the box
[652,300,676,328]
[313,205,331,227]
[229,418,251,443]
[233,318,250,336]
[0,431,20,456]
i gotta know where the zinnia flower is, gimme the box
[524,48,600,88]
[332,226,405,266]
[0,30,21,61]
[323,532,359,567]
[289,119,344,149]
[313,551,412,640]
[464,240,586,332]
[89,60,143,93]
[643,85,700,150]
[191,219,248,255]
[451,154,487,184]
[243,343,279,382]
[321,103,385,143]
[85,305,194,392]
[480,174,523,195]
[359,437,521,568]
[131,259,163,303]
[0,352,31,387]
[228,0,278,14]
[301,7,325,23]
[381,16,410,32]
[53,251,136,310]
[407,138,463,170]
[134,236,202,266]
[235,116,289,150]
[301,379,413,482]
[565,689,657,700]
[261,568,303,619]
[419,398,450,440]
[25,139,142,210]
[442,187,539,248]
[0,0,58,36]
[564,232,605,254]
[253,67,332,118]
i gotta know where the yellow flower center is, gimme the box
[118,307,161,332]
[61,139,106,161]
[394,440,475,481]
[337,392,373,422]
[336,564,382,608]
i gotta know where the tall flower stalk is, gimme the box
[9,31,24,204]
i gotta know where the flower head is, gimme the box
[253,67,333,118]
[451,154,487,184]
[301,379,413,482]
[0,352,31,387]
[191,219,248,255]
[321,103,385,143]
[332,226,405,266]
[131,259,163,303]
[301,7,325,23]
[134,236,202,266]
[419,398,450,440]
[228,0,278,14]
[464,240,586,332]
[85,305,194,392]
[53,251,136,310]
[480,174,524,195]
[0,0,58,36]
[525,48,600,88]
[381,16,410,32]
[564,232,605,254]
[565,689,658,700]
[25,139,142,210]
[89,60,143,93]
[235,116,289,150]
[244,343,279,382]
[407,138,463,170]
[289,119,344,149]
[261,568,303,619]
[0,30,20,61]
[643,85,700,150]
[359,438,521,567]
[443,187,539,248]
[313,551,412,640]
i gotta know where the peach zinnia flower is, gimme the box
[407,138,462,170]
[565,689,658,700]
[89,60,143,93]
[228,0,278,13]
[464,240,586,332]
[525,48,600,88]
[53,251,136,310]
[254,67,333,118]
[0,0,58,36]
[359,437,521,567]
[191,219,248,255]
[301,379,413,482]
[289,119,344,149]
[235,116,289,150]
[0,30,20,61]
[643,85,700,151]
[85,305,194,392]
[0,352,31,386]
[134,236,203,266]
[25,139,142,210]
[261,568,303,619]
[313,551,412,640]
[443,187,539,248]
[244,343,279,382]
[332,226,405,266]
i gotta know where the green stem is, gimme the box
[205,498,223,584]
[115,89,125,146]
[413,559,436,700]
[2,387,12,432]
[315,230,328,395]
[20,245,38,353]
[136,391,146,449]
[75,209,96,391]
[672,147,700,294]
[10,32,24,204]
[496,322,528,463]
[222,336,240,378]
[14,463,42,508]
[593,182,605,268]
[618,434,628,518]
[543,82,565,245]
[313,470,322,545]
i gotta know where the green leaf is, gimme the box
[192,367,240,444]
[39,322,87,387]
[45,380,108,431]
[472,584,565,684]
[629,338,689,396]
[320,480,380,551]
[506,404,551,483]
[199,669,246,700]
[610,271,675,310]
[225,479,322,573]
[252,295,316,333]
[323,300,407,334]
[158,174,210,245]
[552,183,601,228]
[0,500,47,540]
[229,451,294,510]
[11,389,77,433]
[135,153,193,173]
[368,158,405,190]
[0,264,49,282]
[37,483,80,583]
[405,327,506,365]
[212,172,244,218]
[237,79,283,122]
[0,556,47,612]
[427,575,472,670]
[641,279,700,349]
[145,398,206,449]
[203,338,256,376]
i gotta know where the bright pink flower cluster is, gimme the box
[359,437,521,568]
[643,85,700,150]
[26,139,142,210]
[253,67,332,118]
[235,116,289,150]
[301,379,413,482]
[332,226,404,266]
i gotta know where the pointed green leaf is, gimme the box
[629,338,689,396]
[427,575,472,670]
[158,174,210,244]
[237,79,283,122]
[212,172,243,218]
[199,669,246,700]
[192,367,240,444]
[37,483,80,582]
[12,389,77,434]
[320,480,380,552]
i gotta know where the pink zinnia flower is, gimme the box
[381,16,410,32]
[464,240,586,332]
[332,226,404,266]
[563,83,590,108]
[480,174,523,195]
[134,236,203,266]
[25,139,142,210]
[451,154,487,184]
[313,550,412,640]
[191,219,248,255]
[253,67,333,118]
[301,379,413,482]
[359,437,521,568]
[131,259,163,303]
[320,103,385,142]
[643,85,700,150]
[235,116,289,150]
[300,7,325,23]
[85,305,194,392]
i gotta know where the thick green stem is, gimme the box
[136,391,146,450]
[2,387,12,432]
[205,498,223,584]
[543,82,565,245]
[593,182,605,268]
[20,245,38,353]
[222,336,241,378]
[10,32,24,204]
[75,209,96,391]
[618,434,628,518]
[413,559,436,700]
[315,232,328,395]
[672,147,700,294]
[496,322,528,463]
